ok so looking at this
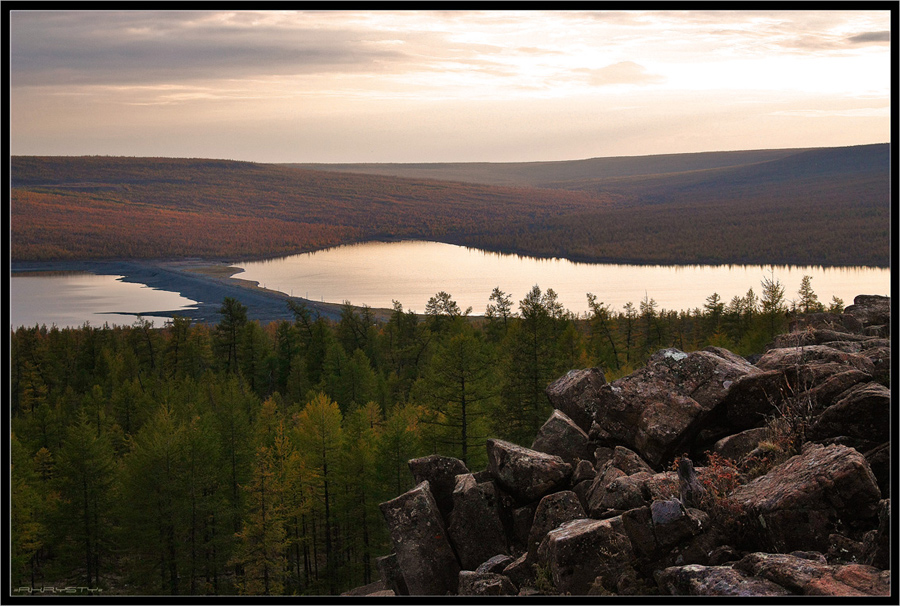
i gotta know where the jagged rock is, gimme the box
[862,443,890,499]
[510,503,538,551]
[536,516,637,595]
[457,571,518,595]
[526,491,586,563]
[375,553,408,596]
[571,459,595,484]
[803,369,873,411]
[842,294,890,331]
[826,533,866,564]
[593,445,614,468]
[713,427,768,462]
[807,382,890,448]
[530,409,592,464]
[724,443,881,553]
[475,554,514,575]
[732,552,831,592]
[379,481,460,595]
[651,499,706,548]
[656,564,791,596]
[722,370,787,430]
[862,499,890,570]
[408,455,469,521]
[770,328,874,349]
[486,439,572,503]
[501,553,533,590]
[610,445,654,475]
[592,348,760,466]
[544,366,608,432]
[859,345,890,386]
[755,345,875,376]
[446,474,508,571]
[804,564,892,596]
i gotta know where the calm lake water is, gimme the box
[236,241,891,316]
[9,272,197,330]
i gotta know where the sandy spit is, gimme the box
[10,258,391,326]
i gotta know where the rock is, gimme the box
[592,348,760,466]
[475,554,514,575]
[651,499,706,548]
[859,345,890,386]
[501,553,533,590]
[375,553,408,596]
[341,580,389,596]
[804,564,891,596]
[733,552,831,593]
[722,370,788,430]
[526,491,586,563]
[769,328,873,349]
[536,516,636,595]
[530,409,592,465]
[486,439,572,503]
[825,533,866,564]
[446,474,508,571]
[571,459,596,484]
[587,468,648,518]
[510,503,538,552]
[755,345,875,376]
[656,564,791,596]
[457,571,518,595]
[544,366,608,433]
[808,382,890,448]
[379,481,460,595]
[724,443,882,553]
[842,294,890,331]
[803,369,873,411]
[713,427,768,462]
[862,499,890,570]
[863,443,890,498]
[611,445,654,475]
[408,455,469,521]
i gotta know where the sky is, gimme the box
[8,9,892,163]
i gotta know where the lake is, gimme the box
[235,241,890,316]
[9,272,198,330]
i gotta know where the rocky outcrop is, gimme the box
[370,295,890,597]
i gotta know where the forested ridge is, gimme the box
[10,275,836,595]
[10,143,890,266]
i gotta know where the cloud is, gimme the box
[847,31,890,44]
[579,62,664,87]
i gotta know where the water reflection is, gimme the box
[237,241,890,316]
[10,272,197,330]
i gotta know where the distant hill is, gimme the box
[10,143,890,266]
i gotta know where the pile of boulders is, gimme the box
[354,295,891,597]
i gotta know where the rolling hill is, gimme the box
[10,143,890,266]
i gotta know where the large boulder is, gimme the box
[525,491,586,563]
[807,382,891,449]
[544,366,608,433]
[842,294,890,332]
[530,409,592,465]
[408,455,469,521]
[724,443,882,553]
[592,348,760,466]
[656,564,791,596]
[734,552,891,596]
[536,516,636,595]
[375,553,408,596]
[485,439,572,503]
[446,474,508,571]
[755,345,875,376]
[379,481,460,595]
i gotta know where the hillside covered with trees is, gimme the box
[10,143,890,266]
[11,274,827,595]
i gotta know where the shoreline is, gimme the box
[10,258,392,326]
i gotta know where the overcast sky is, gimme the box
[9,9,892,163]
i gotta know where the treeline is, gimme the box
[10,277,839,595]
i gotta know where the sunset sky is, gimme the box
[9,9,892,163]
